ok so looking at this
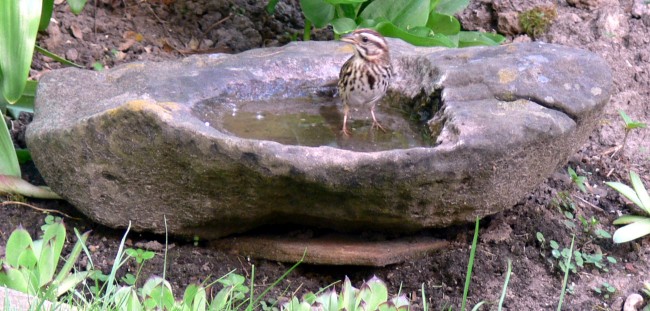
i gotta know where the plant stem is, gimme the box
[303,20,312,41]
[620,129,629,156]
[557,235,575,311]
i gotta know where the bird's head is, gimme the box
[341,28,389,62]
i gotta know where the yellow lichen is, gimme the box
[107,100,181,121]
[498,68,517,84]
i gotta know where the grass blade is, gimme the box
[557,235,575,311]
[34,45,83,68]
[461,217,480,311]
[497,259,512,310]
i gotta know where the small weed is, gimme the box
[92,61,104,71]
[568,166,588,193]
[519,5,558,39]
[552,191,578,229]
[121,273,137,286]
[40,214,62,232]
[536,232,616,274]
[0,217,93,300]
[556,235,574,311]
[577,215,612,239]
[593,282,616,299]
[553,188,613,241]
[615,110,647,157]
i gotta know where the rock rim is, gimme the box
[27,40,611,239]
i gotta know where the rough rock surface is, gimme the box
[27,40,612,238]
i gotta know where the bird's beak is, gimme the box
[341,34,356,44]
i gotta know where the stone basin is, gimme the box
[27,40,611,239]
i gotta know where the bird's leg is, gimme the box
[341,105,351,136]
[370,104,386,132]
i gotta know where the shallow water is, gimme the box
[193,96,433,152]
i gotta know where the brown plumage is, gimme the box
[338,28,393,136]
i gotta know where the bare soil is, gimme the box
[2,0,650,310]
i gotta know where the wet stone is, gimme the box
[27,40,612,242]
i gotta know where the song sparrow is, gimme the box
[338,28,393,136]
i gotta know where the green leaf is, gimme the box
[564,211,574,219]
[470,301,487,311]
[376,21,456,47]
[360,0,430,29]
[34,45,83,68]
[426,12,460,35]
[68,0,88,14]
[37,240,57,288]
[362,276,388,310]
[38,0,54,31]
[618,109,633,126]
[405,26,431,37]
[339,276,358,311]
[0,0,42,103]
[457,31,505,47]
[0,265,30,293]
[0,175,62,199]
[316,289,339,311]
[42,220,66,262]
[429,0,440,12]
[56,271,93,297]
[627,122,647,129]
[613,219,650,243]
[630,171,650,214]
[331,17,357,34]
[613,214,649,225]
[192,286,207,311]
[300,0,335,28]
[143,277,175,310]
[54,230,89,286]
[337,3,362,19]
[5,227,35,267]
[183,283,199,307]
[1,80,36,119]
[358,19,380,29]
[15,149,31,164]
[0,111,21,177]
[38,221,66,287]
[114,287,143,310]
[266,0,280,14]
[325,0,365,3]
[574,251,583,267]
[606,181,643,209]
[595,229,612,239]
[434,0,469,15]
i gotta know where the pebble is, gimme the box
[623,293,643,311]
[65,48,79,61]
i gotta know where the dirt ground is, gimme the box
[2,0,650,310]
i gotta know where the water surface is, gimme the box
[193,96,433,152]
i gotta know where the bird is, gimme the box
[337,28,393,136]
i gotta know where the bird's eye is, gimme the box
[361,36,368,43]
